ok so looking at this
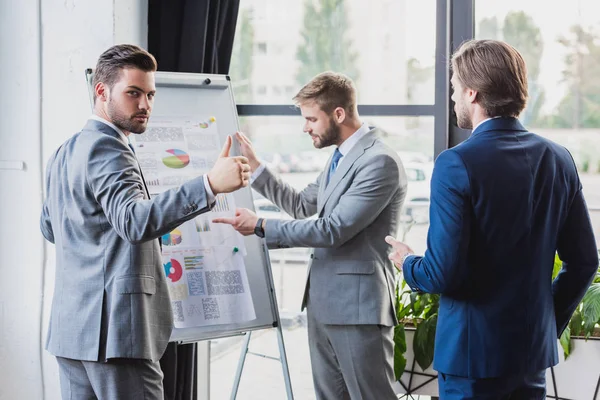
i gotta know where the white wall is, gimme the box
[0,1,146,399]
[0,1,44,398]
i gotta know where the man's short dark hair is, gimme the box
[92,44,157,102]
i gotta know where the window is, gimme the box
[216,1,440,398]
[229,0,437,105]
[210,114,434,398]
[406,167,426,182]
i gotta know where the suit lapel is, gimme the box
[317,133,377,215]
[317,154,332,211]
[85,119,151,200]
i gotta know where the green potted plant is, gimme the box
[393,278,439,395]
[554,254,600,357]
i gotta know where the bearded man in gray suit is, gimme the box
[40,44,251,399]
[214,72,407,399]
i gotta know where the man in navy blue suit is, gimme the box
[386,39,598,399]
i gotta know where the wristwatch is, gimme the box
[254,218,265,238]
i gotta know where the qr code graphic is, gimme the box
[187,271,206,296]
[202,298,220,320]
[205,271,244,295]
[172,301,184,322]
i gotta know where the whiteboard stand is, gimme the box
[230,242,294,400]
[230,324,294,400]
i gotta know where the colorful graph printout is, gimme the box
[164,258,183,283]
[162,229,183,246]
[162,149,190,169]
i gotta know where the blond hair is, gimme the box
[293,71,357,118]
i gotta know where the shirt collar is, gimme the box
[89,115,129,145]
[337,122,370,157]
[473,116,501,132]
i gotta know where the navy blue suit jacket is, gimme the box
[403,117,598,379]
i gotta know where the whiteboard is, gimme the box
[86,70,279,343]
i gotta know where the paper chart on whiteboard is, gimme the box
[132,116,254,327]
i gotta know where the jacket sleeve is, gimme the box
[40,152,56,243]
[553,186,598,336]
[86,135,212,244]
[403,149,472,294]
[263,153,404,248]
[40,201,54,244]
[252,166,320,219]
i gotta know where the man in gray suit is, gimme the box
[40,44,251,400]
[214,72,407,399]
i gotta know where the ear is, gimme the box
[95,82,108,103]
[333,107,346,124]
[466,88,478,104]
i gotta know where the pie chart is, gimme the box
[164,259,183,283]
[162,149,190,169]
[161,228,182,246]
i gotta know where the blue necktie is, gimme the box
[327,148,343,186]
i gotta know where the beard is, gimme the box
[312,117,341,149]
[455,101,473,130]
[107,98,149,134]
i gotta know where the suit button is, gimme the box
[310,254,314,259]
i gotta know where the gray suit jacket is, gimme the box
[253,129,407,326]
[40,119,213,362]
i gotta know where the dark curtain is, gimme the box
[148,1,240,399]
[159,343,198,400]
[148,0,240,74]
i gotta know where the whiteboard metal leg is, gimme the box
[230,332,252,400]
[229,326,294,400]
[276,324,294,400]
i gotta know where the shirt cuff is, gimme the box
[250,164,266,184]
[203,175,216,204]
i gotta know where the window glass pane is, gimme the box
[210,116,433,397]
[229,0,437,105]
[475,0,600,247]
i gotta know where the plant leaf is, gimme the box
[397,303,412,320]
[423,294,440,319]
[559,326,571,359]
[411,292,425,317]
[582,283,600,336]
[570,309,584,337]
[413,314,437,370]
[393,325,407,380]
[552,253,563,280]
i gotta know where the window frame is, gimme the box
[235,0,469,159]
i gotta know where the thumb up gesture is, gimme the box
[206,136,251,194]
